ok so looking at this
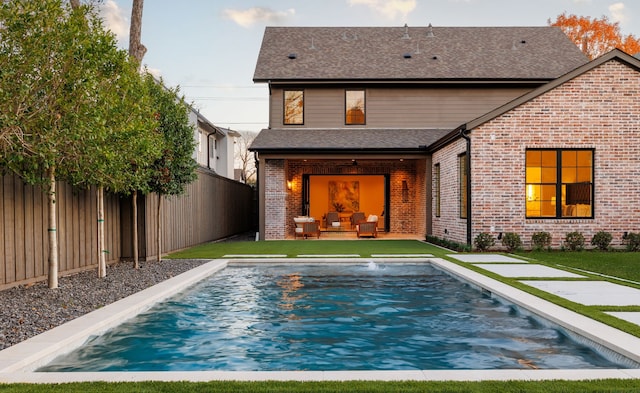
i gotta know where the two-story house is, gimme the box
[250,25,640,247]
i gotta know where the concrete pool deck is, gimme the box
[1,256,640,383]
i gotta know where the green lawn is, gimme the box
[516,250,640,283]
[3,379,640,392]
[168,239,448,259]
[7,241,640,392]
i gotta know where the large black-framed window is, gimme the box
[283,90,304,125]
[458,154,467,219]
[345,90,365,125]
[525,148,593,218]
[434,163,441,217]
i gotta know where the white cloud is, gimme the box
[348,0,417,20]
[222,7,295,28]
[99,0,129,41]
[608,2,629,24]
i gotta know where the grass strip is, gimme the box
[2,380,640,392]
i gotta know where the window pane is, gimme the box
[526,150,541,167]
[561,167,576,183]
[284,90,303,125]
[526,200,540,217]
[577,151,592,166]
[540,200,556,216]
[541,150,557,167]
[541,167,556,183]
[577,167,592,182]
[526,167,541,183]
[346,90,365,125]
[562,150,577,166]
[540,185,556,200]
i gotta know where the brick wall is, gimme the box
[264,159,286,239]
[436,60,640,248]
[432,139,468,244]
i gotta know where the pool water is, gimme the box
[40,263,630,371]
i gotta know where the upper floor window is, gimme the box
[284,90,304,125]
[525,149,593,218]
[345,90,365,125]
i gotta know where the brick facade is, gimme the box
[432,139,468,244]
[264,159,286,239]
[435,59,640,248]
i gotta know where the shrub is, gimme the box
[531,231,552,251]
[501,232,522,252]
[425,235,471,252]
[564,231,585,251]
[590,231,613,251]
[474,232,495,251]
[625,232,640,252]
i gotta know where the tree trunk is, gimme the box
[97,185,106,278]
[128,0,146,63]
[157,194,162,261]
[47,167,58,289]
[133,190,139,269]
[69,0,80,9]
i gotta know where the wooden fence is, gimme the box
[1,167,254,289]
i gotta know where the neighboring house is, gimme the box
[190,109,240,179]
[250,25,640,247]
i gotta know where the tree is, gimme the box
[0,0,136,287]
[235,131,257,185]
[145,77,198,261]
[128,0,146,63]
[0,0,161,285]
[126,0,149,269]
[549,13,640,59]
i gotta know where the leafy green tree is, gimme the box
[0,0,161,285]
[145,75,198,261]
[0,0,107,287]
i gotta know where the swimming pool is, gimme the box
[39,262,634,372]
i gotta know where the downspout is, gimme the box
[254,151,261,240]
[459,125,472,246]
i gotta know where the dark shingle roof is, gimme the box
[249,128,451,152]
[254,26,588,82]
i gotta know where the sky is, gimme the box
[101,0,640,134]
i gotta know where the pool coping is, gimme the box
[1,257,640,383]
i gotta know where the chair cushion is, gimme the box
[367,215,378,222]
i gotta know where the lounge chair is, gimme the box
[350,212,366,229]
[326,211,340,229]
[356,215,378,238]
[294,217,320,239]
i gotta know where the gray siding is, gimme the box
[270,86,532,129]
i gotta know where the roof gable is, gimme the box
[253,26,588,82]
[464,49,640,130]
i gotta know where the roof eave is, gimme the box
[253,78,554,85]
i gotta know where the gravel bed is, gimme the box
[0,259,209,350]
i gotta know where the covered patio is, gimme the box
[251,128,449,240]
